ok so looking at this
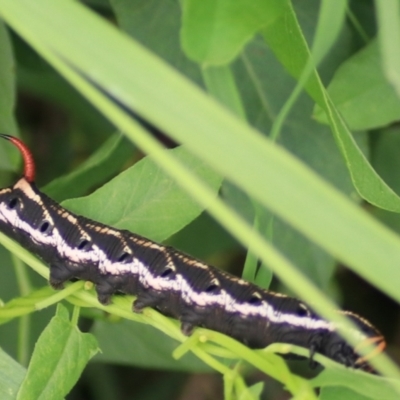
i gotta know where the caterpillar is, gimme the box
[0,134,386,371]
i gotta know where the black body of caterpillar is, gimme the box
[0,134,385,371]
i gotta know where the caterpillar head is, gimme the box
[310,311,386,371]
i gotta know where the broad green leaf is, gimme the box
[0,348,25,400]
[314,40,400,130]
[63,146,222,242]
[93,319,211,372]
[0,21,18,172]
[16,304,99,400]
[43,133,134,202]
[181,0,288,65]
[167,212,237,260]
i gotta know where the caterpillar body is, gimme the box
[0,134,385,371]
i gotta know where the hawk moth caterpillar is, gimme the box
[0,134,385,371]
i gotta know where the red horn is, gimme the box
[0,134,36,182]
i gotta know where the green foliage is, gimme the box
[16,304,99,400]
[43,134,135,203]
[181,0,289,65]
[0,0,399,399]
[63,145,223,242]
[313,40,400,130]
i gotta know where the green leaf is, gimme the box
[43,133,134,202]
[181,0,288,65]
[314,40,400,130]
[0,348,25,400]
[63,146,222,242]
[263,2,400,212]
[16,304,99,400]
[167,212,237,260]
